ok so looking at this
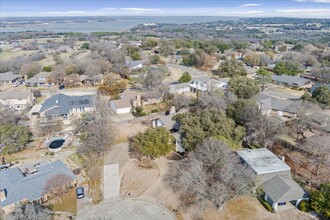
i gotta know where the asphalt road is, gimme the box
[78,199,175,220]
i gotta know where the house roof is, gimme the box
[157,115,180,131]
[26,72,51,84]
[263,175,305,203]
[258,97,303,114]
[111,98,132,109]
[0,72,21,82]
[0,90,30,100]
[272,75,312,87]
[237,148,291,175]
[0,160,76,207]
[40,93,94,116]
[169,83,190,92]
[126,60,144,69]
[110,90,136,110]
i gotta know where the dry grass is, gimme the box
[0,49,37,61]
[120,159,160,198]
[51,188,77,215]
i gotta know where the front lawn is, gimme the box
[50,188,77,215]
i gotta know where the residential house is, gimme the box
[0,72,21,84]
[39,93,95,119]
[237,148,306,211]
[136,92,163,106]
[257,96,303,118]
[151,110,187,154]
[271,75,313,89]
[110,90,136,115]
[0,90,33,111]
[309,112,330,133]
[56,45,71,53]
[126,60,144,70]
[25,72,52,87]
[169,82,191,94]
[189,76,228,93]
[0,160,76,214]
[78,74,104,86]
[151,115,180,132]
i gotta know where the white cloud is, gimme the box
[119,8,160,12]
[100,7,116,10]
[46,11,87,14]
[241,3,263,7]
[233,10,264,14]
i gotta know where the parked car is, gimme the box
[12,81,22,87]
[76,186,85,199]
[59,84,65,90]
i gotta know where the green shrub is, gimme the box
[298,200,310,212]
[133,106,147,117]
[151,108,159,113]
[178,72,192,83]
[260,199,273,212]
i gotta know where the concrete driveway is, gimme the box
[104,164,120,200]
[78,199,175,220]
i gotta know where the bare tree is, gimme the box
[0,110,20,125]
[78,97,114,156]
[49,65,66,85]
[196,90,227,109]
[5,204,52,220]
[166,138,254,209]
[288,102,320,141]
[304,134,330,177]
[246,115,285,148]
[172,94,192,111]
[44,174,73,203]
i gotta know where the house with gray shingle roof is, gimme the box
[0,72,21,84]
[0,90,34,111]
[271,75,313,89]
[25,72,51,87]
[189,76,227,93]
[39,93,95,119]
[237,148,306,212]
[263,176,306,211]
[255,93,303,118]
[0,160,76,214]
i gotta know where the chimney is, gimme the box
[56,99,59,104]
[136,95,141,107]
[0,189,6,201]
[281,156,285,162]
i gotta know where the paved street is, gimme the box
[78,199,175,220]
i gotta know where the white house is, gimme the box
[0,90,34,111]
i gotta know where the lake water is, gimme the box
[0,16,233,33]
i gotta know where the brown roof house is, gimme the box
[110,90,136,115]
[0,90,34,111]
[237,148,306,212]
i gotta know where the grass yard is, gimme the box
[51,188,77,215]
[68,152,86,167]
[0,49,37,61]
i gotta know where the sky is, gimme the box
[1,0,330,18]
